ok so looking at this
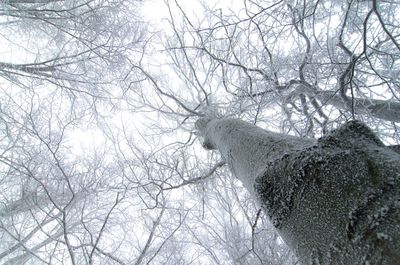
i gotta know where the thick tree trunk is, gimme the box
[196,118,400,264]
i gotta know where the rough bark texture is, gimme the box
[196,118,400,265]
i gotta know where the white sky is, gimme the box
[141,0,244,31]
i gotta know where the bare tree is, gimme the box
[0,0,146,107]
[0,1,180,264]
[162,0,399,138]
[143,0,400,263]
[1,0,399,264]
[196,116,400,264]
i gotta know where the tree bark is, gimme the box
[312,90,400,123]
[196,118,400,264]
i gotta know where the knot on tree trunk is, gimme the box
[195,117,217,150]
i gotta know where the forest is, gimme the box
[0,0,399,264]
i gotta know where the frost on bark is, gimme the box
[196,118,400,264]
[311,91,400,123]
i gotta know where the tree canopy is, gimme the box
[0,0,399,264]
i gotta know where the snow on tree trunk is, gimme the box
[196,118,400,264]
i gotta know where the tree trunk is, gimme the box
[196,118,400,264]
